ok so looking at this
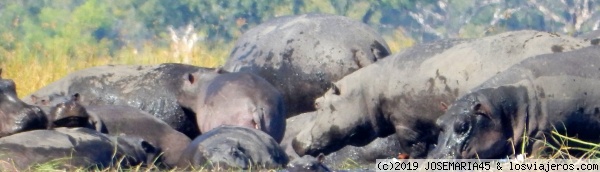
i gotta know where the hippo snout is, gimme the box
[292,137,310,156]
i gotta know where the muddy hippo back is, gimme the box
[176,126,289,170]
[293,30,591,158]
[223,13,391,116]
[23,63,214,138]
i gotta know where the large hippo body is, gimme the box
[0,127,156,170]
[85,105,191,168]
[430,46,600,159]
[0,74,47,137]
[293,30,590,158]
[178,70,286,142]
[223,13,391,116]
[176,126,289,170]
[23,63,214,138]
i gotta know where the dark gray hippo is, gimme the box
[178,70,286,142]
[85,105,191,168]
[223,13,391,116]
[0,127,158,170]
[286,154,330,172]
[292,30,590,159]
[176,125,289,170]
[429,46,600,159]
[46,93,104,132]
[0,71,48,137]
[23,63,214,138]
[282,111,401,169]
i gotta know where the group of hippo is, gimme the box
[2,13,600,170]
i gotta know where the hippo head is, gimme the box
[48,93,91,129]
[293,82,380,156]
[0,78,48,137]
[286,154,330,172]
[428,92,511,159]
[177,68,222,114]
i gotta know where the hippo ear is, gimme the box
[440,102,449,112]
[330,83,340,95]
[214,66,226,74]
[317,153,325,163]
[141,140,157,154]
[187,73,196,84]
[30,95,38,103]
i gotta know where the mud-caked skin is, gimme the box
[23,63,214,138]
[292,30,591,158]
[223,13,391,116]
[178,70,286,142]
[86,105,191,168]
[0,71,48,137]
[0,127,157,170]
[47,93,105,132]
[286,154,330,172]
[429,46,600,159]
[176,126,289,170]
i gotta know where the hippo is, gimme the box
[85,105,191,168]
[292,30,591,158]
[282,111,401,169]
[0,127,158,170]
[286,154,330,172]
[429,45,600,159]
[178,70,286,142]
[176,125,289,170]
[0,72,48,137]
[223,13,391,116]
[23,63,214,138]
[46,93,104,132]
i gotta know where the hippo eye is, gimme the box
[314,102,320,109]
[453,120,469,134]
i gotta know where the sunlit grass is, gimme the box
[1,42,232,99]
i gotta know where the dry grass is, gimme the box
[1,42,231,99]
